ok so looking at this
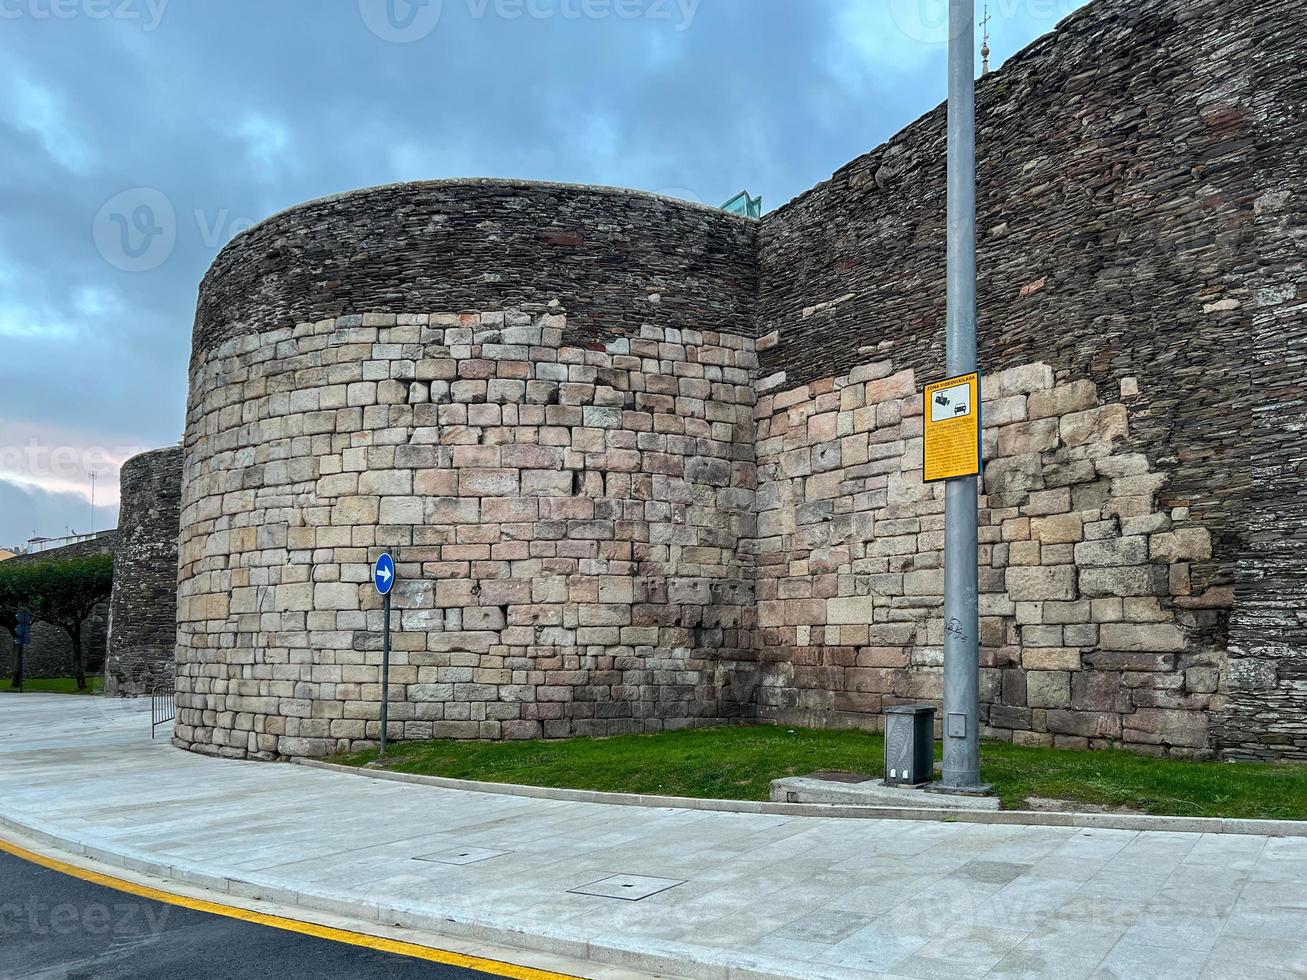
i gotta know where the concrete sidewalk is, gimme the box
[2,696,1306,979]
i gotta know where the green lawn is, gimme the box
[329,724,1307,821]
[0,676,103,695]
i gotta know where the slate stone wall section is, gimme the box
[193,179,759,363]
[105,446,183,696]
[1209,4,1307,760]
[1,532,117,680]
[755,0,1305,758]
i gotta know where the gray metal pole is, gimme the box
[941,0,984,791]
[380,592,391,758]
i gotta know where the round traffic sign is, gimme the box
[373,553,396,596]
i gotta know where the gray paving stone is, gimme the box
[1119,909,1226,952]
[2,697,1304,980]
[891,925,1029,979]
[960,860,1033,884]
[769,909,873,945]
[1091,941,1211,980]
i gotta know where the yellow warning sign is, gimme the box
[923,371,981,482]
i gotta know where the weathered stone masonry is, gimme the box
[106,446,183,696]
[753,0,1306,759]
[176,0,1305,760]
[751,359,1222,756]
[176,183,761,759]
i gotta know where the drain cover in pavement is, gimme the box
[568,874,686,901]
[414,847,509,866]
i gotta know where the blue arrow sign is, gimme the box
[373,553,396,596]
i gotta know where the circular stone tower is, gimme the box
[106,445,184,696]
[175,179,761,759]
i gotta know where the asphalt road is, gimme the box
[0,850,528,980]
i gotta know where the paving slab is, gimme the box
[0,695,1301,980]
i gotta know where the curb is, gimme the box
[0,811,853,980]
[294,759,1307,838]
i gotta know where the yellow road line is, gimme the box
[0,835,580,980]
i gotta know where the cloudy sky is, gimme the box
[0,0,1086,550]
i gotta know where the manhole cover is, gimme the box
[804,770,872,784]
[568,874,685,901]
[414,847,509,866]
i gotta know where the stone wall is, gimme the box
[177,311,758,758]
[174,0,1305,760]
[1,532,117,680]
[194,179,759,361]
[177,181,761,759]
[1215,1,1307,760]
[750,358,1222,756]
[105,446,183,696]
[754,0,1304,758]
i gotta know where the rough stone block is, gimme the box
[1027,671,1070,708]
[1123,708,1207,748]
[1073,536,1147,567]
[826,596,871,626]
[1006,565,1076,601]
[1061,404,1128,448]
[1149,528,1212,562]
[1078,566,1167,598]
[1030,514,1083,544]
[995,363,1053,396]
[1028,380,1098,419]
[1099,623,1187,652]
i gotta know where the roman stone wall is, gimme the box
[754,0,1305,758]
[750,358,1223,756]
[1215,2,1307,760]
[177,180,761,759]
[174,0,1305,760]
[105,446,183,696]
[176,311,758,759]
[193,179,759,362]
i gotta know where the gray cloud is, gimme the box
[0,0,1085,542]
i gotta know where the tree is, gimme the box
[0,563,25,687]
[20,555,114,690]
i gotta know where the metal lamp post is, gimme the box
[939,0,988,793]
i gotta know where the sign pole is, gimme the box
[380,590,391,758]
[14,611,29,693]
[941,0,985,791]
[373,552,396,759]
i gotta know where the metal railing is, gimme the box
[151,677,175,738]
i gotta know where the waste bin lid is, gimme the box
[883,704,936,716]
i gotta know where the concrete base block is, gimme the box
[769,775,1001,811]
